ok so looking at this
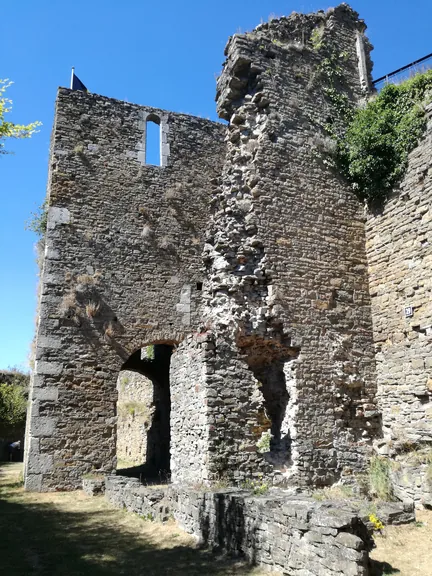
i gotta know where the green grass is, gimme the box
[0,463,275,576]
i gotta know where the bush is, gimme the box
[336,71,432,204]
[0,381,27,426]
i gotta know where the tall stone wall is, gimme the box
[366,104,432,450]
[25,5,389,493]
[24,89,226,491]
[200,5,378,486]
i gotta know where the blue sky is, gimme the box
[2,0,432,371]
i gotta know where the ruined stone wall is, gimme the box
[365,104,432,505]
[116,370,154,467]
[105,474,373,576]
[25,89,226,491]
[170,335,211,483]
[201,5,378,486]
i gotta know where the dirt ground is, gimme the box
[2,463,432,576]
[370,508,432,575]
[0,463,275,576]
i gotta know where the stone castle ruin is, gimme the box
[24,4,432,574]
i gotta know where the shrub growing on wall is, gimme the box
[336,70,432,204]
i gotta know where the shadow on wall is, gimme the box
[198,492,258,564]
[116,344,174,483]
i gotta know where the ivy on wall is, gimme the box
[312,30,432,205]
[336,71,432,204]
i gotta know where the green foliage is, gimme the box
[256,430,271,453]
[118,401,149,423]
[0,381,27,426]
[336,71,432,204]
[242,478,269,496]
[25,199,48,238]
[0,79,41,154]
[145,345,155,360]
[369,513,384,531]
[368,456,394,501]
[310,26,324,51]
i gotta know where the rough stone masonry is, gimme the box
[24,0,431,551]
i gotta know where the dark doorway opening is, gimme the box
[116,344,173,482]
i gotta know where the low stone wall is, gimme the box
[105,475,379,575]
[390,455,432,509]
[173,489,373,576]
[82,477,105,496]
[105,475,171,522]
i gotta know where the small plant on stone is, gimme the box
[242,477,269,496]
[104,322,116,339]
[76,272,101,286]
[59,291,78,318]
[256,430,272,454]
[368,456,394,501]
[85,301,100,318]
[25,199,48,239]
[310,26,324,51]
[369,513,384,532]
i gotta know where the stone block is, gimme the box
[31,416,57,437]
[35,361,63,376]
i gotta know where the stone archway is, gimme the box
[116,343,174,482]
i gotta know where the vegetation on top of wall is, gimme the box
[335,71,432,204]
[312,31,432,206]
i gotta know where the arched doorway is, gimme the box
[116,343,174,481]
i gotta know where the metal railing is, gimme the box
[373,52,432,91]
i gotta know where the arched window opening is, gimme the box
[145,114,161,166]
[116,343,173,482]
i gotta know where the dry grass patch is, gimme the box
[0,463,276,576]
[370,509,432,575]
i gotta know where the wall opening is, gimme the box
[239,337,299,476]
[145,114,161,166]
[116,343,173,482]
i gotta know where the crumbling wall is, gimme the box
[105,475,373,576]
[25,89,226,491]
[116,370,154,467]
[366,104,432,505]
[202,5,378,486]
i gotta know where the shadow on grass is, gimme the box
[369,560,401,575]
[0,464,259,576]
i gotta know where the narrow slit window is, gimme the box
[145,115,161,166]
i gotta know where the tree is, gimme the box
[0,370,29,427]
[0,79,41,154]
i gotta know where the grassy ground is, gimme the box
[2,463,431,576]
[0,463,275,576]
[370,509,432,575]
